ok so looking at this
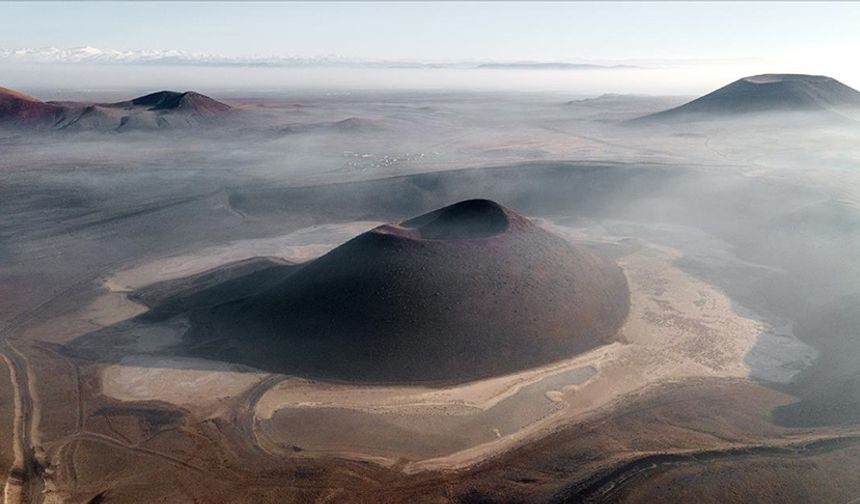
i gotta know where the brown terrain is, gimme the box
[2,81,860,504]
[0,87,62,125]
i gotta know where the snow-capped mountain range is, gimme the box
[0,46,361,66]
[0,46,642,70]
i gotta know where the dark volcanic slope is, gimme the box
[0,86,231,131]
[186,199,629,382]
[121,90,231,115]
[632,74,860,123]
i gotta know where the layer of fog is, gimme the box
[4,90,859,191]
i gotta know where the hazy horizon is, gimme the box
[3,1,860,95]
[5,3,860,503]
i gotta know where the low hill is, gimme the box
[278,117,381,135]
[0,86,62,125]
[122,90,231,114]
[631,74,860,124]
[181,199,630,383]
[0,86,231,131]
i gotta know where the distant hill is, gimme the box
[630,74,860,124]
[0,86,63,125]
[278,117,381,135]
[120,90,231,114]
[174,199,630,383]
[0,87,231,131]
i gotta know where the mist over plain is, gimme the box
[3,68,860,502]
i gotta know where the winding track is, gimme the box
[0,277,85,504]
[551,435,860,504]
[1,266,121,504]
[1,338,40,504]
[236,374,288,457]
[1,189,225,504]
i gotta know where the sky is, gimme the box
[2,1,860,94]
